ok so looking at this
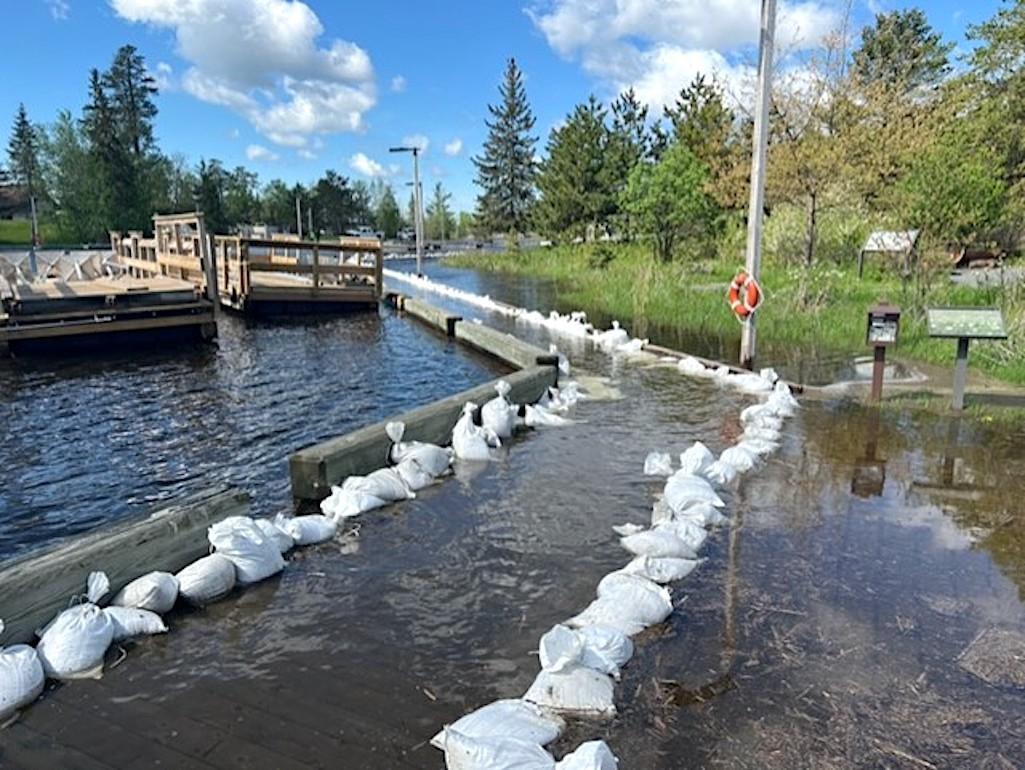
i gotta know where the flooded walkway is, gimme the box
[4,263,1025,767]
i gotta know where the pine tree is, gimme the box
[426,182,454,240]
[473,58,537,236]
[853,9,953,92]
[606,88,650,238]
[105,44,159,159]
[374,184,402,239]
[193,159,227,235]
[7,103,42,198]
[535,95,613,239]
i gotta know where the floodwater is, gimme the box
[0,309,502,559]
[5,262,1025,768]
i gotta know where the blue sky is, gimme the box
[3,0,999,213]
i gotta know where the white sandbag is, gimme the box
[274,513,337,546]
[760,367,780,385]
[664,471,725,510]
[679,441,715,476]
[565,598,649,636]
[596,573,673,627]
[104,606,168,641]
[386,421,453,476]
[738,437,779,457]
[594,321,629,351]
[643,451,673,477]
[523,666,616,716]
[481,380,517,439]
[677,356,711,378]
[719,445,758,473]
[320,484,387,519]
[345,467,414,502]
[208,516,286,585]
[539,624,633,678]
[612,522,645,537]
[35,571,113,680]
[615,337,648,354]
[110,571,179,614]
[743,424,782,443]
[0,620,45,720]
[524,404,573,427]
[255,518,295,553]
[453,403,494,461]
[650,497,673,526]
[430,699,563,751]
[703,459,738,486]
[176,553,237,606]
[549,344,571,377]
[395,456,437,491]
[441,729,555,770]
[672,501,728,527]
[619,555,701,583]
[621,529,697,560]
[556,741,619,770]
[730,372,773,394]
[654,518,709,552]
[770,381,799,415]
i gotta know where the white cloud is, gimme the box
[46,0,70,20]
[349,152,392,177]
[297,148,317,160]
[443,138,463,156]
[528,0,839,111]
[229,127,240,140]
[391,75,406,92]
[111,0,376,148]
[246,143,279,162]
[151,61,175,91]
[402,134,429,152]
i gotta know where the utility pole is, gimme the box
[390,144,425,276]
[740,0,777,369]
[296,195,303,240]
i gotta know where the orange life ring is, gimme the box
[727,271,762,319]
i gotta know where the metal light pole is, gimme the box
[740,0,777,369]
[390,145,424,276]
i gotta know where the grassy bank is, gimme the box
[0,219,61,246]
[445,242,1025,386]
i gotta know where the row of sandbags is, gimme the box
[0,510,340,722]
[320,380,578,518]
[430,368,800,770]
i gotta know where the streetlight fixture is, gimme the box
[389,145,425,276]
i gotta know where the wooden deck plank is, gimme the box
[0,721,115,770]
[12,275,195,301]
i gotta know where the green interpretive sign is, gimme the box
[927,308,1008,340]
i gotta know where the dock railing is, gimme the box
[110,212,216,301]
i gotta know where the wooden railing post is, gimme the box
[374,245,383,299]
[313,245,320,292]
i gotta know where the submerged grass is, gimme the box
[446,242,1025,386]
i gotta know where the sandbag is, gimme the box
[556,741,619,770]
[110,571,179,614]
[35,571,113,680]
[176,553,237,606]
[549,344,571,377]
[719,445,758,473]
[594,321,629,351]
[596,573,673,627]
[345,467,413,502]
[654,518,709,552]
[565,598,649,637]
[274,513,337,546]
[430,699,563,750]
[481,380,517,439]
[539,624,632,678]
[677,356,712,378]
[643,451,673,477]
[729,372,773,394]
[619,555,700,584]
[0,620,45,720]
[524,404,572,427]
[664,472,725,511]
[208,516,286,585]
[704,459,738,486]
[738,436,779,457]
[395,456,437,491]
[679,441,715,476]
[670,501,728,527]
[452,403,494,461]
[320,484,387,519]
[523,666,616,716]
[386,421,453,476]
[104,606,168,641]
[255,518,295,553]
[611,522,645,537]
[743,424,782,444]
[621,528,697,560]
[441,729,555,770]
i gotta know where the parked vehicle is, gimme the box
[345,225,383,240]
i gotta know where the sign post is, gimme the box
[926,307,1008,411]
[865,301,901,402]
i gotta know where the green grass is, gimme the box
[0,219,61,246]
[445,242,1025,386]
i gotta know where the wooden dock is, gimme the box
[0,221,217,354]
[213,234,383,315]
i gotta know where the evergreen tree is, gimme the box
[534,95,613,238]
[260,179,297,230]
[82,68,139,232]
[426,182,454,240]
[7,103,42,198]
[105,44,159,159]
[312,171,356,235]
[39,110,105,241]
[473,58,537,235]
[853,9,953,92]
[192,159,227,235]
[374,184,402,239]
[223,166,260,229]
